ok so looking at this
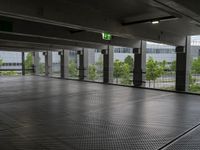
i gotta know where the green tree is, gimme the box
[189,73,196,85]
[95,55,103,78]
[0,58,3,66]
[88,64,97,80]
[113,59,123,84]
[124,55,134,69]
[25,52,33,69]
[160,60,167,69]
[120,63,132,85]
[25,52,33,74]
[192,57,200,74]
[170,60,176,72]
[146,57,164,88]
[69,60,78,77]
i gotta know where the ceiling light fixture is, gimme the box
[151,20,160,24]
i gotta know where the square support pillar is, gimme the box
[77,49,89,80]
[176,37,191,92]
[109,46,114,83]
[33,52,40,75]
[59,50,64,78]
[63,50,69,78]
[185,36,191,92]
[102,45,113,83]
[83,49,89,80]
[77,50,84,80]
[45,51,52,76]
[133,41,146,87]
[133,48,142,86]
[22,52,25,76]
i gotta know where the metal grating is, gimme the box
[0,76,200,149]
[165,126,200,150]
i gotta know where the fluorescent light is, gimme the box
[152,20,160,24]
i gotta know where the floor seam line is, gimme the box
[157,122,200,150]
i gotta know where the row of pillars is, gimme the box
[32,38,191,92]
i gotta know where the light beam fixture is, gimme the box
[151,20,160,24]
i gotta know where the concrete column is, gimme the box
[63,50,69,78]
[176,44,187,91]
[141,41,147,87]
[133,41,146,87]
[33,52,40,75]
[185,36,192,92]
[78,50,84,80]
[22,52,25,76]
[133,48,142,86]
[102,45,113,83]
[77,49,89,80]
[102,49,108,83]
[83,49,89,80]
[45,51,52,76]
[108,45,114,83]
[60,50,64,78]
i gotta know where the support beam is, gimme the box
[185,36,192,92]
[21,51,25,76]
[176,44,187,91]
[102,45,113,83]
[108,46,114,83]
[45,51,52,76]
[141,41,147,87]
[78,50,84,80]
[133,41,146,86]
[63,50,69,78]
[83,49,89,80]
[60,50,64,78]
[133,48,142,86]
[33,51,40,75]
[102,49,109,83]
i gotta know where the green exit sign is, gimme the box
[102,32,112,41]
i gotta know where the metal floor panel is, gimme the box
[165,126,200,150]
[0,76,200,150]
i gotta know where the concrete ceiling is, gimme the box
[0,0,199,49]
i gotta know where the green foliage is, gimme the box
[146,57,164,87]
[120,63,132,85]
[124,55,134,69]
[170,60,176,72]
[192,57,200,74]
[189,73,196,85]
[113,59,123,83]
[189,84,200,93]
[0,71,17,76]
[88,64,97,80]
[25,52,33,69]
[0,59,3,66]
[159,60,167,70]
[113,59,132,85]
[69,60,78,77]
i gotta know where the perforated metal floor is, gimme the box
[0,76,200,150]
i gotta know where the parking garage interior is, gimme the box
[1,0,200,149]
